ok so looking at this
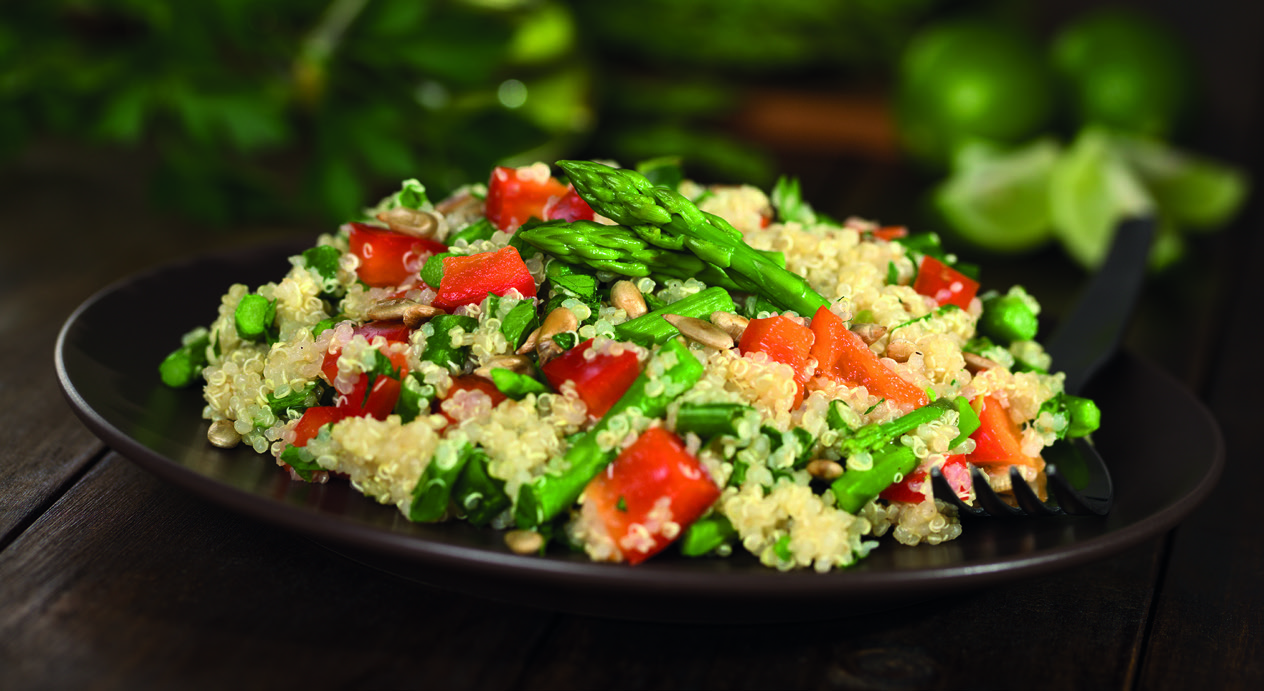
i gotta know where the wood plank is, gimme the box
[0,142,300,547]
[512,543,1164,690]
[0,452,554,689]
[1135,205,1264,689]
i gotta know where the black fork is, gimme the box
[931,217,1156,517]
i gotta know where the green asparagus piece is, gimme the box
[674,402,753,439]
[517,220,744,291]
[1064,395,1101,438]
[837,397,966,458]
[234,293,276,341]
[557,160,830,316]
[410,441,476,522]
[831,444,919,514]
[613,286,735,346]
[490,368,551,400]
[452,448,510,526]
[979,292,1039,344]
[514,338,704,529]
[1039,392,1101,439]
[679,514,737,557]
[158,328,210,388]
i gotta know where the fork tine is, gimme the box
[930,466,986,517]
[970,467,1025,518]
[1009,467,1063,516]
[1046,466,1093,515]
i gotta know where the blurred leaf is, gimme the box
[96,84,151,143]
[508,1,575,65]
[392,14,512,85]
[312,152,366,222]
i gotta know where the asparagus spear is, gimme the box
[410,440,476,522]
[556,160,831,316]
[614,286,735,346]
[517,220,745,291]
[836,396,978,458]
[831,445,919,514]
[158,327,210,388]
[514,338,704,529]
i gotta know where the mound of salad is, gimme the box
[160,159,1100,572]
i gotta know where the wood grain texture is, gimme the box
[0,454,554,690]
[1134,197,1264,690]
[512,543,1163,690]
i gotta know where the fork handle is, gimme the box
[1043,217,1156,396]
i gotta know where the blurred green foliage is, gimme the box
[0,0,940,226]
[0,0,591,225]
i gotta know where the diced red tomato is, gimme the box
[431,247,537,313]
[541,339,642,418]
[738,315,815,407]
[439,374,508,425]
[582,427,721,565]
[913,255,979,310]
[347,222,447,288]
[808,306,929,409]
[291,406,343,447]
[485,165,570,232]
[879,454,970,504]
[542,187,595,223]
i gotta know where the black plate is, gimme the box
[55,241,1225,622]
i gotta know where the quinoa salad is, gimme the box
[160,159,1101,572]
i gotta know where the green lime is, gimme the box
[933,138,1059,253]
[1112,134,1249,231]
[896,19,1055,166]
[1052,8,1194,137]
[1049,128,1155,268]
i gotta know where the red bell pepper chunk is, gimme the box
[431,247,537,313]
[543,186,596,223]
[967,395,1042,470]
[912,255,979,310]
[291,406,343,448]
[485,165,571,232]
[582,427,721,565]
[808,306,929,409]
[868,225,908,241]
[347,222,447,288]
[879,454,970,504]
[320,321,412,419]
[738,315,815,407]
[541,339,642,418]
